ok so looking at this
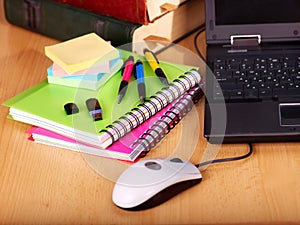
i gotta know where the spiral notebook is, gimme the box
[26,96,180,161]
[4,53,201,153]
[131,84,204,157]
[27,85,203,161]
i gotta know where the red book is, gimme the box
[55,0,185,24]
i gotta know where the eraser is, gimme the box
[64,103,79,115]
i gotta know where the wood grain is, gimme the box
[0,0,300,224]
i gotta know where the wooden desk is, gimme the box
[1,1,300,224]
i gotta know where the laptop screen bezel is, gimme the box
[205,0,300,44]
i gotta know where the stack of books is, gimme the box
[3,33,203,162]
[54,0,188,24]
[4,0,205,52]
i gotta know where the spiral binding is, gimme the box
[131,83,204,157]
[98,69,202,148]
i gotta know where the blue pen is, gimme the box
[134,60,146,104]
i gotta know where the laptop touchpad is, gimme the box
[279,103,300,126]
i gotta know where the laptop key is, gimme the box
[292,75,300,83]
[248,70,261,77]
[213,90,232,100]
[259,89,273,99]
[273,84,288,97]
[244,89,259,99]
[237,77,250,84]
[286,88,300,96]
[233,70,247,78]
[251,76,265,84]
[282,60,295,69]
[214,70,233,78]
[285,83,300,97]
[229,90,244,100]
[227,63,240,71]
[214,63,226,70]
[240,63,253,70]
[213,90,225,100]
[217,79,237,87]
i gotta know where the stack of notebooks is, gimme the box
[3,33,203,162]
[4,0,205,53]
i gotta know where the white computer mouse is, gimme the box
[112,157,202,210]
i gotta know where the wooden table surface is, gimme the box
[1,1,300,224]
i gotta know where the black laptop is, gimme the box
[204,0,300,143]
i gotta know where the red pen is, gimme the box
[118,56,134,104]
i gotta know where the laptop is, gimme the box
[204,0,300,143]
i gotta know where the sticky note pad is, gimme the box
[44,33,119,74]
[50,61,110,78]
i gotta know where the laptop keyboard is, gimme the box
[211,56,300,101]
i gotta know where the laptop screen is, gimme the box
[215,0,300,25]
[206,0,300,43]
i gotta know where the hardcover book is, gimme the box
[55,0,187,24]
[4,0,205,50]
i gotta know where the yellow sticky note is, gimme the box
[45,33,119,74]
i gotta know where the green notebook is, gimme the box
[4,51,201,149]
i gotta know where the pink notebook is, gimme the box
[27,102,170,162]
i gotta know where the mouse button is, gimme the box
[145,161,162,170]
[117,167,166,186]
[170,158,184,163]
[112,184,155,208]
[161,159,190,172]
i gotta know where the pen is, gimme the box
[118,56,134,104]
[134,60,146,104]
[143,48,169,86]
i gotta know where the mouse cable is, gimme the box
[195,143,253,168]
[193,25,206,62]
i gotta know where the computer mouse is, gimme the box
[112,157,202,210]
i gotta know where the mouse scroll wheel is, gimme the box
[144,161,162,170]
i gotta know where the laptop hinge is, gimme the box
[230,35,261,47]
